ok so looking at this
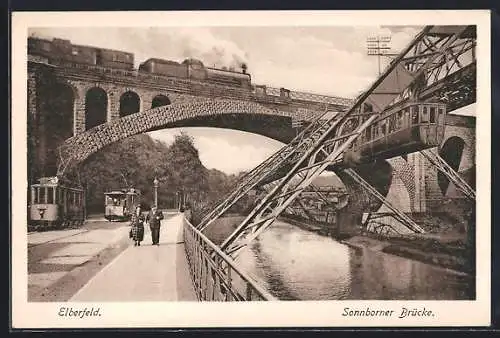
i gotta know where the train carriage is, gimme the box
[344,102,447,166]
[29,176,85,230]
[104,188,141,221]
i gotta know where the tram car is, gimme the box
[104,188,141,221]
[29,176,85,230]
[343,102,447,166]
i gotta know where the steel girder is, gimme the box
[420,148,476,200]
[343,168,425,233]
[385,26,476,111]
[196,106,334,231]
[197,25,476,258]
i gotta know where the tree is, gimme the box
[78,130,239,216]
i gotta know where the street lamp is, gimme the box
[153,177,159,208]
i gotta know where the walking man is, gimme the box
[146,205,164,246]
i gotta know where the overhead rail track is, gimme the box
[198,25,475,258]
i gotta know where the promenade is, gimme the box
[28,212,197,302]
[70,213,197,301]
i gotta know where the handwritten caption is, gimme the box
[58,307,102,319]
[342,307,435,319]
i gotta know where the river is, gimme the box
[206,216,474,300]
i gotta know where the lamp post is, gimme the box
[153,177,159,208]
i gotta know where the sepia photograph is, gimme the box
[11,10,491,328]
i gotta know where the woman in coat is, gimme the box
[129,205,145,246]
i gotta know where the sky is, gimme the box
[30,26,476,175]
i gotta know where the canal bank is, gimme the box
[201,214,474,300]
[200,212,473,276]
[281,215,474,275]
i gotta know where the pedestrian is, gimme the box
[146,205,164,246]
[129,205,145,247]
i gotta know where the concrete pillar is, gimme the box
[108,89,120,121]
[74,86,87,135]
[142,92,152,112]
[411,152,427,212]
[27,68,39,183]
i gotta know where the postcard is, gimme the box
[11,9,491,328]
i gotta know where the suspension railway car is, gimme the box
[29,176,85,230]
[343,102,447,166]
[104,188,141,221]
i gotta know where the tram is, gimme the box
[29,176,86,230]
[343,102,447,165]
[104,188,141,221]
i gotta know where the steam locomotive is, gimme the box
[27,36,251,88]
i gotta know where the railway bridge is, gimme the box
[28,25,475,238]
[25,25,478,304]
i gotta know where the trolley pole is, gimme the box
[153,177,159,208]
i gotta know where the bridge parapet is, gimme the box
[34,58,352,112]
[56,98,306,176]
[183,215,276,301]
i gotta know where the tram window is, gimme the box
[412,106,419,124]
[33,187,38,204]
[47,187,54,204]
[429,107,436,123]
[366,125,372,141]
[397,111,403,129]
[39,187,46,204]
[438,108,445,124]
[421,106,429,123]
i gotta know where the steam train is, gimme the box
[343,102,447,165]
[27,36,251,88]
[29,176,86,230]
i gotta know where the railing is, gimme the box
[265,86,354,107]
[34,58,352,109]
[183,216,277,301]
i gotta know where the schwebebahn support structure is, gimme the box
[197,25,477,259]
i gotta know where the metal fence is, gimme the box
[183,216,277,301]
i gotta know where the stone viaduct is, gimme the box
[27,49,475,222]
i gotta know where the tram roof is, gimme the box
[104,189,141,196]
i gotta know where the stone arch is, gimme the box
[438,136,466,195]
[85,87,108,130]
[46,82,75,140]
[334,161,394,227]
[43,82,76,175]
[56,99,308,176]
[151,94,171,108]
[119,90,141,117]
[387,156,416,212]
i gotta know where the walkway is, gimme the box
[28,220,131,302]
[70,213,197,302]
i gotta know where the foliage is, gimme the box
[79,132,234,214]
